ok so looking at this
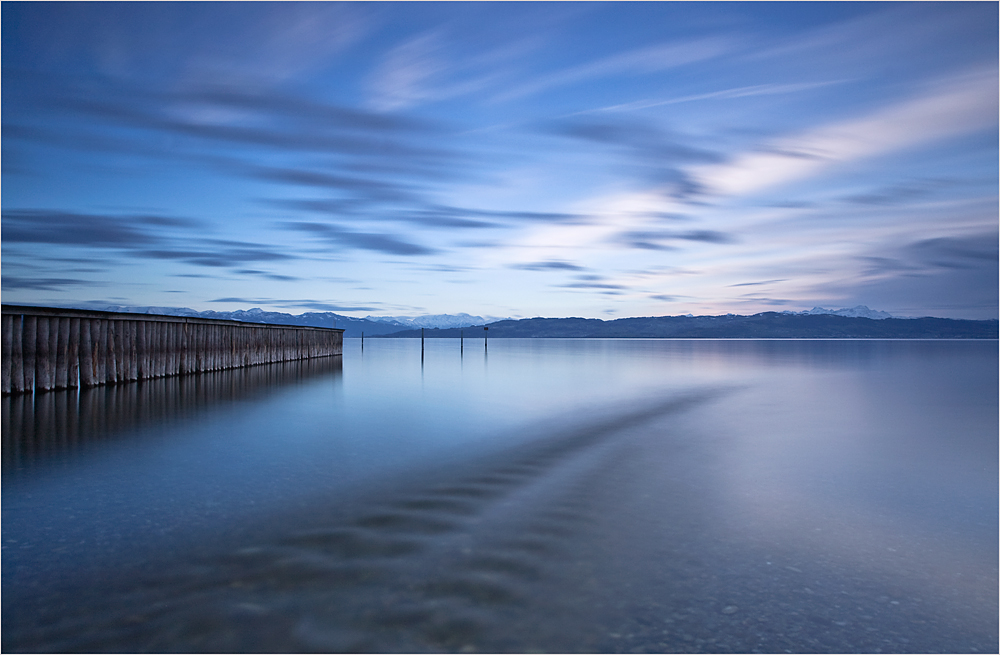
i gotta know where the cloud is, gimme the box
[494,37,731,102]
[579,80,850,114]
[251,167,421,203]
[558,274,629,292]
[284,221,437,256]
[206,298,382,312]
[615,229,736,250]
[728,279,789,287]
[9,73,459,173]
[6,3,369,88]
[1,276,96,291]
[2,209,298,270]
[2,210,203,247]
[691,67,998,198]
[510,260,586,271]
[367,31,453,111]
[235,269,300,281]
[906,234,998,270]
[543,118,720,196]
[547,118,722,164]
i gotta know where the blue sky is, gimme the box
[3,2,997,319]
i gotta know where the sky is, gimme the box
[2,2,997,320]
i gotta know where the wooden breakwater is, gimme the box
[1,305,343,395]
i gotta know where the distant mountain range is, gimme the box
[378,313,998,339]
[78,305,997,339]
[362,313,500,329]
[792,305,894,319]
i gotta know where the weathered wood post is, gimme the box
[36,317,52,392]
[2,314,13,395]
[23,316,37,393]
[54,317,69,390]
[94,319,107,385]
[68,318,81,389]
[79,319,94,387]
[10,315,24,394]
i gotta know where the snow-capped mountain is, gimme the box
[363,313,498,329]
[797,305,894,319]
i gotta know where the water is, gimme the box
[3,339,997,653]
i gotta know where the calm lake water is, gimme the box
[3,339,997,653]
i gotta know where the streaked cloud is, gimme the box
[691,68,997,198]
[2,3,995,319]
[493,37,731,102]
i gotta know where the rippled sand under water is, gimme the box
[3,340,997,652]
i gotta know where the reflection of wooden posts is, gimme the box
[1,306,344,395]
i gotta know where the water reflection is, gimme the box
[3,340,996,653]
[2,356,342,470]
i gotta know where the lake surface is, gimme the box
[3,339,997,653]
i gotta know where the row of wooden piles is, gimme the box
[1,309,344,395]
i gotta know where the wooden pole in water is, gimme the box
[135,321,146,380]
[1,314,13,395]
[127,320,138,382]
[94,319,107,384]
[79,319,94,387]
[55,317,69,389]
[484,325,488,352]
[23,316,37,393]
[461,329,463,354]
[36,317,52,392]
[68,318,80,389]
[9,315,23,394]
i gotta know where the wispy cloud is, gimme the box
[691,68,998,198]
[493,37,731,102]
[577,80,850,115]
[2,209,297,269]
[283,221,437,256]
[509,260,586,271]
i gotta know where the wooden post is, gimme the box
[94,319,107,385]
[55,317,70,389]
[68,318,80,389]
[113,319,125,383]
[10,316,24,394]
[169,322,180,376]
[135,321,146,379]
[484,325,488,351]
[127,321,138,381]
[461,329,463,354]
[79,319,94,387]
[36,317,53,392]
[180,323,190,375]
[157,321,168,378]
[1,314,12,394]
[23,316,37,393]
